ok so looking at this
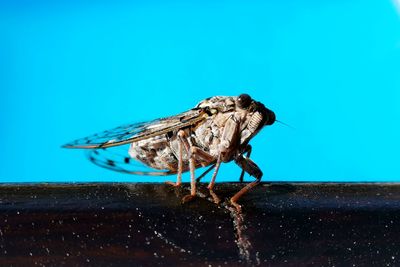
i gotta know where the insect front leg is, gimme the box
[231,155,263,211]
[238,144,252,183]
[207,114,241,204]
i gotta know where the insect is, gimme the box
[63,94,275,210]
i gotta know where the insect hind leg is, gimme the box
[167,130,220,204]
[188,146,220,204]
[181,146,197,202]
[165,130,184,187]
[170,130,198,203]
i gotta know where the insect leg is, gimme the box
[231,154,263,211]
[207,155,222,204]
[196,164,216,183]
[165,131,184,187]
[191,147,215,166]
[177,133,218,203]
[206,114,241,204]
[187,146,221,203]
[176,130,198,203]
[238,144,252,183]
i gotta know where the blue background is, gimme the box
[1,1,399,182]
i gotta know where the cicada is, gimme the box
[63,94,275,210]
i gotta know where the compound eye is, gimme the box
[237,94,252,109]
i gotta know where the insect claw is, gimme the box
[165,181,181,187]
[230,198,242,212]
[209,189,221,204]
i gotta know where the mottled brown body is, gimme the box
[64,94,276,209]
[129,96,267,171]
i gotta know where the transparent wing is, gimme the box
[87,145,176,176]
[63,108,207,149]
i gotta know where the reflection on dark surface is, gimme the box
[0,183,399,266]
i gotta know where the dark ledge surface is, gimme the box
[0,183,400,266]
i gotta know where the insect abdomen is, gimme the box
[129,135,179,171]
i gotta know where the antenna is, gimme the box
[276,119,295,129]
